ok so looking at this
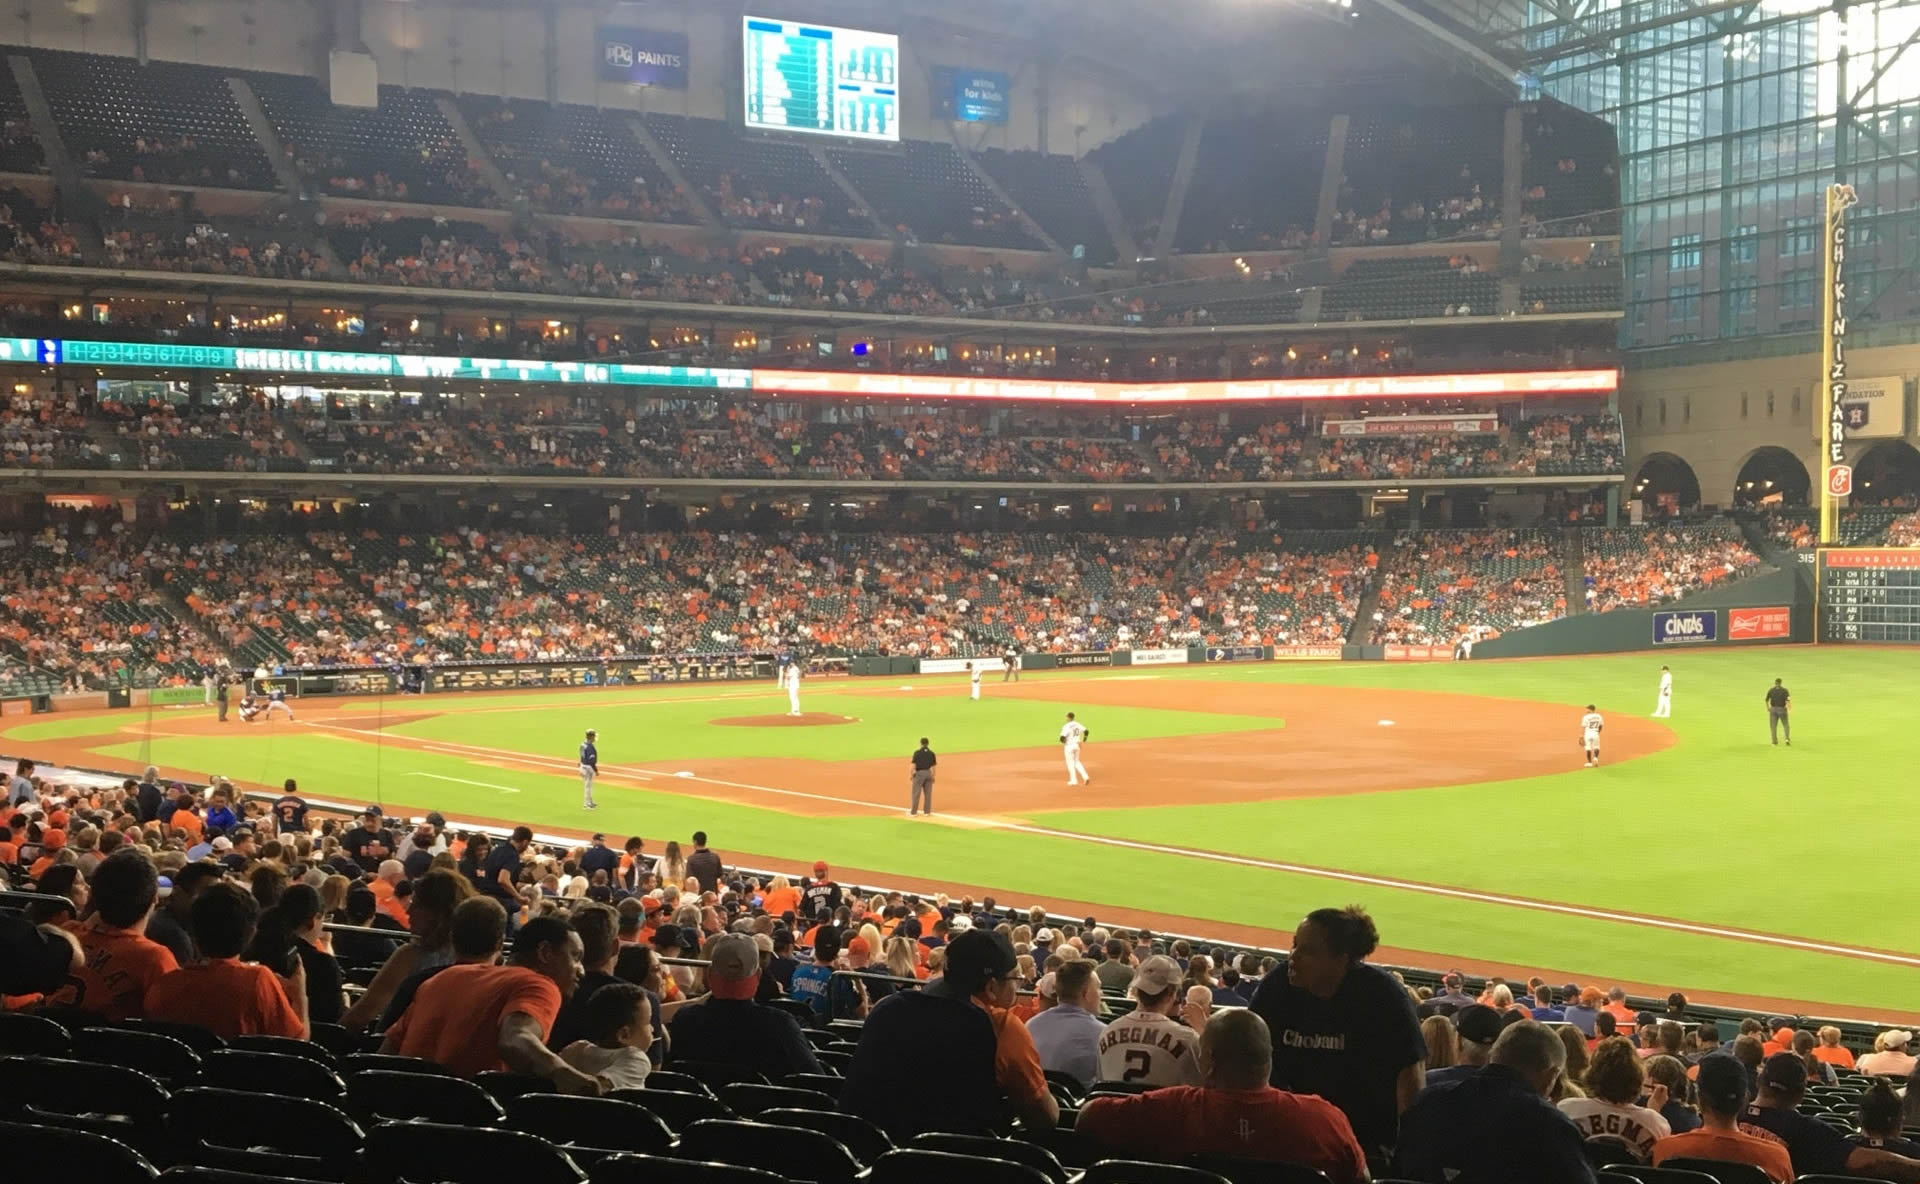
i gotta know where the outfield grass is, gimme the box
[42,646,1920,1014]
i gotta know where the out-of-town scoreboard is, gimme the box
[1819,549,1920,643]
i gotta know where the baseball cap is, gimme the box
[1760,1052,1808,1094]
[943,929,1018,991]
[948,914,974,933]
[1455,1003,1504,1046]
[1129,954,1182,996]
[363,805,383,817]
[813,861,829,876]
[847,936,871,956]
[1887,1030,1914,1047]
[210,836,233,852]
[591,833,605,842]
[1035,928,1056,944]
[41,828,66,851]
[705,933,761,1000]
[1697,1052,1751,1111]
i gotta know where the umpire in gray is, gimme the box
[910,737,937,816]
[1766,678,1791,745]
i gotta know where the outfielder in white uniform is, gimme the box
[1652,665,1673,718]
[1095,955,1201,1086]
[579,729,599,810]
[1580,705,1604,768]
[1060,711,1092,785]
[783,663,802,716]
[968,661,981,701]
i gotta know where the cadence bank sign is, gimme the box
[1728,606,1792,641]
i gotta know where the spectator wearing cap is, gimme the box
[343,808,395,874]
[1434,971,1475,1009]
[1744,1051,1920,1179]
[1652,1053,1792,1182]
[1563,986,1603,1037]
[842,928,1058,1137]
[788,926,839,1019]
[836,934,896,1017]
[803,860,842,917]
[43,848,178,1020]
[381,914,602,1094]
[578,834,619,881]
[1425,1004,1504,1086]
[1033,926,1056,959]
[667,932,821,1078]
[1392,1020,1596,1184]
[1249,906,1426,1164]
[1029,959,1107,1088]
[685,831,722,893]
[1078,1009,1367,1183]
[767,927,800,991]
[1098,953,1202,1086]
[144,880,308,1039]
[1859,1030,1918,1077]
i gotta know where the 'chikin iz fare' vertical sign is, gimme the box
[1821,183,1860,538]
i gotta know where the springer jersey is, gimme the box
[1096,1011,1202,1087]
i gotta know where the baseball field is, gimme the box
[6,646,1913,1018]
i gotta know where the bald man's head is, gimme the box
[1199,1008,1273,1090]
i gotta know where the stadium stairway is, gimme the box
[1562,531,1586,615]
[1345,574,1382,643]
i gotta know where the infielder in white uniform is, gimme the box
[579,728,599,810]
[968,661,981,701]
[1060,711,1092,785]
[783,663,802,716]
[1580,704,1604,768]
[1652,665,1673,718]
[1095,954,1201,1086]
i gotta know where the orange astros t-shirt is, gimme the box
[144,957,304,1038]
[383,963,562,1075]
[46,919,179,1020]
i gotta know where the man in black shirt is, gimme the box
[803,861,843,917]
[910,738,937,816]
[1765,679,1791,745]
[1392,1020,1595,1184]
[1745,1052,1920,1179]
[766,928,800,992]
[273,780,308,833]
[135,766,164,824]
[1248,906,1427,1165]
[686,831,722,892]
[145,860,225,966]
[668,933,821,1078]
[483,826,533,913]
[342,808,395,874]
[580,834,621,881]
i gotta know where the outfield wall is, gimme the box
[1470,564,1813,659]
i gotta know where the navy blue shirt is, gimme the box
[1742,1103,1857,1176]
[579,741,598,768]
[1392,1064,1597,1184]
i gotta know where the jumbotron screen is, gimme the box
[743,15,898,141]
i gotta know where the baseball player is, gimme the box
[1580,704,1604,768]
[579,728,599,810]
[1060,711,1092,786]
[237,693,263,723]
[1003,645,1020,683]
[1652,665,1673,718]
[263,684,295,722]
[968,661,982,701]
[783,662,802,717]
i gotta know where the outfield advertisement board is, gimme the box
[1728,606,1793,641]
[1652,610,1718,645]
[1127,648,1189,665]
[148,686,207,706]
[274,654,771,695]
[1384,644,1455,661]
[1271,645,1344,660]
[917,658,986,675]
[1207,644,1270,662]
[1055,652,1113,668]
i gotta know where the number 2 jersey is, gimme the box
[1096,1009,1202,1087]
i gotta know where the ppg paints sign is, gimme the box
[1653,610,1718,645]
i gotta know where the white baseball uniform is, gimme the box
[1061,719,1091,785]
[1096,1011,1202,1087]
[969,664,982,701]
[784,664,802,716]
[1653,670,1673,718]
[1580,710,1604,766]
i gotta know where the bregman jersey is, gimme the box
[1580,711,1604,739]
[1096,1011,1202,1087]
[1061,720,1088,747]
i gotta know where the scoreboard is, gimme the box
[743,16,898,142]
[1819,548,1920,643]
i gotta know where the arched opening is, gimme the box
[1855,441,1920,505]
[1632,452,1701,516]
[1733,446,1811,507]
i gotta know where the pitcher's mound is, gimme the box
[712,712,858,728]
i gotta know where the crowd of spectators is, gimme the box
[0,187,82,265]
[0,389,105,468]
[1371,530,1568,645]
[1582,525,1763,612]
[8,765,1918,1184]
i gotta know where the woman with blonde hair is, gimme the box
[883,936,918,981]
[319,873,349,919]
[657,841,687,890]
[1488,982,1516,1011]
[1555,1024,1591,1099]
[761,875,800,919]
[1421,1015,1460,1070]
[1811,1025,1856,1069]
[1559,1036,1670,1160]
[858,922,884,960]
